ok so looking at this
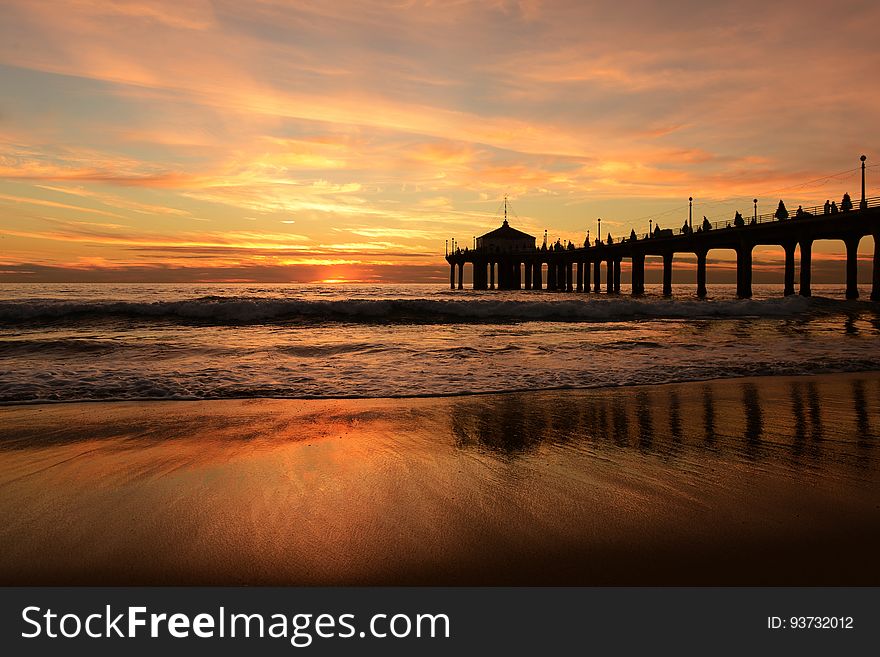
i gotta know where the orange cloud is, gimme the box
[0,0,877,281]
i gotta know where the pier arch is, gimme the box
[751,245,792,295]
[700,248,739,298]
[806,235,872,299]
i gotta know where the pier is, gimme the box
[446,156,880,300]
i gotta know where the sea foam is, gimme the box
[0,294,823,325]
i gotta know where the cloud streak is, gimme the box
[0,0,877,281]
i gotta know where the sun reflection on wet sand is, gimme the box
[0,373,878,585]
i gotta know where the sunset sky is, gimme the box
[1,0,878,283]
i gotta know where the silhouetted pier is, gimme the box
[446,156,880,300]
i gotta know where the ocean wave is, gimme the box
[0,294,841,325]
[2,357,879,405]
[0,338,120,355]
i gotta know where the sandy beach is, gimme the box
[1,372,878,585]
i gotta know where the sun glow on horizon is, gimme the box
[0,1,877,283]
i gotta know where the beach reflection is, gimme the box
[0,373,878,586]
[852,379,871,446]
[449,375,879,475]
[742,382,763,461]
[702,384,716,446]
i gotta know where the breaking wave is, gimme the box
[0,294,835,325]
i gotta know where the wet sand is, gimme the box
[1,372,879,585]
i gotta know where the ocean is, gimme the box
[1,283,879,404]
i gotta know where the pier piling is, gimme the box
[799,239,812,297]
[783,243,796,296]
[845,236,860,299]
[696,250,707,298]
[736,245,753,299]
[662,253,673,297]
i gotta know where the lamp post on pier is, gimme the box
[753,199,758,223]
[688,197,693,232]
[597,218,601,244]
[861,155,868,210]
[649,219,652,238]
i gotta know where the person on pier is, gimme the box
[630,228,637,242]
[795,205,804,218]
[701,216,711,231]
[824,200,831,214]
[774,200,789,220]
[733,211,745,227]
[606,232,613,245]
[831,200,839,214]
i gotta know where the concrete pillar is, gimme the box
[606,260,613,293]
[547,260,556,290]
[799,240,812,297]
[631,253,645,295]
[783,243,796,296]
[533,262,543,290]
[593,261,601,293]
[583,260,591,292]
[524,261,532,290]
[450,263,455,290]
[662,253,673,296]
[489,262,495,290]
[872,232,880,301]
[566,262,573,292]
[613,259,621,293]
[736,245,753,298]
[576,261,583,292]
[696,250,707,298]
[845,236,860,300]
[457,262,464,290]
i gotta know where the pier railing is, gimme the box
[615,195,880,244]
[451,195,880,254]
[696,194,880,233]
